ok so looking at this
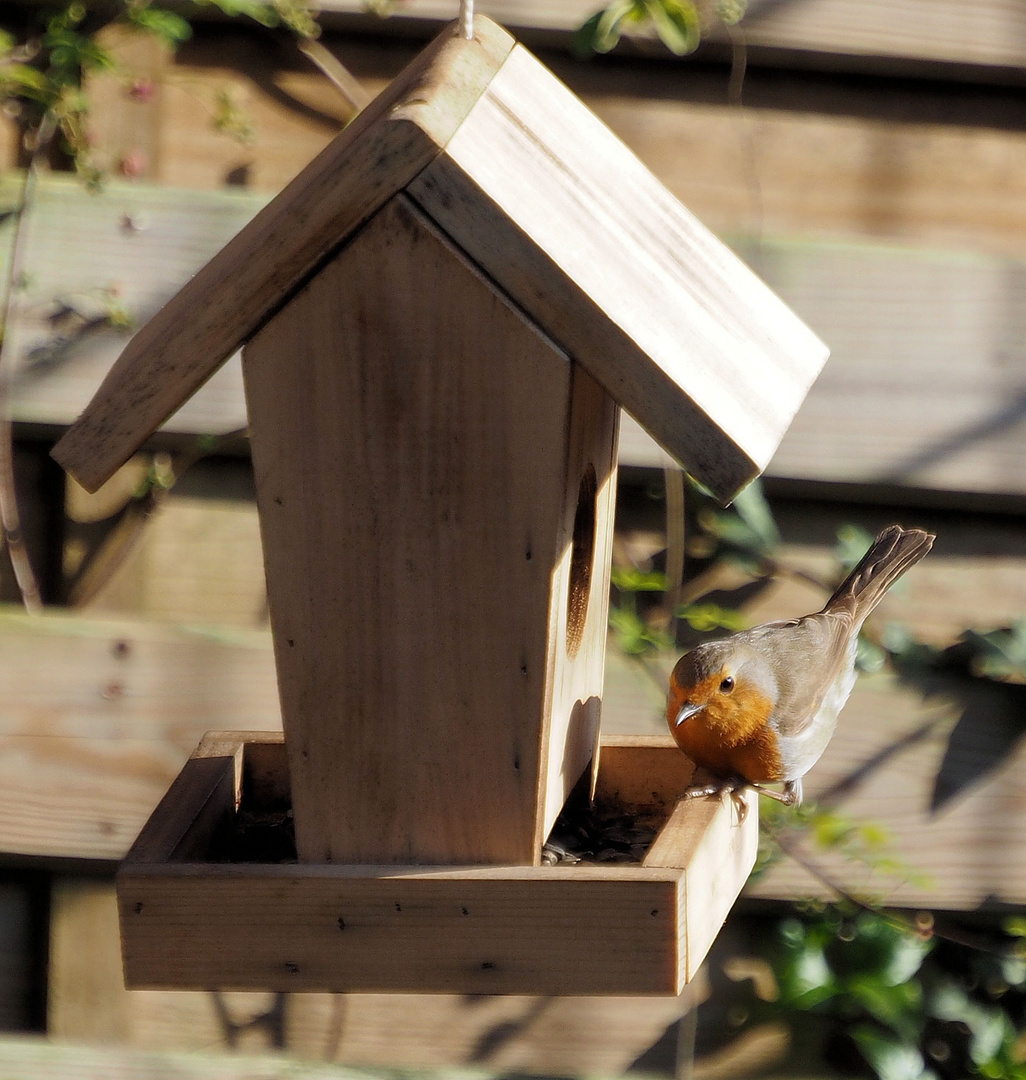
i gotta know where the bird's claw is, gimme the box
[682,775,802,821]
[683,777,751,822]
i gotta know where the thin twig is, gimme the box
[766,821,1014,958]
[0,119,55,612]
[663,463,686,640]
[296,37,371,117]
[68,429,248,607]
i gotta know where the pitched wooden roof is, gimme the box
[52,16,827,501]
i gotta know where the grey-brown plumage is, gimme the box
[667,524,935,806]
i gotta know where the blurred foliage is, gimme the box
[0,0,319,182]
[607,471,1026,1077]
[718,903,1026,1079]
[574,0,746,57]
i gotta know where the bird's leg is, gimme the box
[682,775,752,822]
[683,775,803,809]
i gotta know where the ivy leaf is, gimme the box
[716,0,747,24]
[731,478,781,549]
[700,479,779,562]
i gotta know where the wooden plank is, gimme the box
[243,193,590,865]
[49,879,131,1042]
[49,881,696,1073]
[621,233,1026,499]
[119,868,682,994]
[117,733,755,994]
[747,670,1026,911]
[124,744,238,866]
[82,26,169,183]
[408,45,828,501]
[596,733,696,809]
[11,162,1026,502]
[0,608,280,862]
[1,1031,708,1079]
[313,0,1026,76]
[70,486,267,628]
[0,174,263,438]
[51,18,516,493]
[538,366,619,842]
[0,1035,439,1079]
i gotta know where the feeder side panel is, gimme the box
[243,194,578,866]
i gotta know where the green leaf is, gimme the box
[729,478,780,549]
[608,607,671,655]
[125,7,194,45]
[929,983,1014,1066]
[856,635,888,672]
[573,0,635,55]
[836,523,876,573]
[959,621,1026,682]
[610,566,669,593]
[676,602,748,633]
[716,0,747,24]
[196,0,282,27]
[848,978,924,1043]
[811,811,855,849]
[851,1025,933,1080]
[0,64,51,102]
[643,0,701,55]
[825,912,932,988]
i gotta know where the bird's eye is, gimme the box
[719,676,735,693]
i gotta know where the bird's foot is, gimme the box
[683,776,803,818]
[682,776,752,822]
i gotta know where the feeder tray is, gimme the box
[117,731,756,995]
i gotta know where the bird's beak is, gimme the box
[674,701,706,727]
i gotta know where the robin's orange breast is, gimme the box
[667,676,782,783]
[672,720,784,784]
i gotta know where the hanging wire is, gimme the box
[457,0,473,39]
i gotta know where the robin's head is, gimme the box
[666,638,777,746]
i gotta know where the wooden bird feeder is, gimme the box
[53,17,827,995]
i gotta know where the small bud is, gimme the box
[128,77,155,103]
[118,150,147,178]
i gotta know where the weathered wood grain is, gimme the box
[314,0,1026,76]
[51,18,515,492]
[49,880,697,1073]
[243,193,604,865]
[408,44,828,501]
[116,732,755,994]
[539,366,619,840]
[11,171,1026,500]
[0,608,279,862]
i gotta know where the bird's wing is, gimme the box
[746,612,855,739]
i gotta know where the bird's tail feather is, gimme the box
[824,524,934,625]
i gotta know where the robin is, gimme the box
[666,524,934,807]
